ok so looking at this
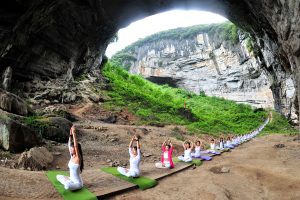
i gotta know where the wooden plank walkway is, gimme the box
[79,162,194,199]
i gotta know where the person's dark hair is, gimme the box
[133,146,137,151]
[185,141,191,148]
[196,141,200,145]
[71,142,84,173]
[166,144,171,149]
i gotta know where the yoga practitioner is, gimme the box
[155,139,174,169]
[216,137,224,150]
[191,139,202,158]
[117,135,141,177]
[225,136,234,149]
[56,125,84,191]
[178,140,193,162]
[207,138,220,154]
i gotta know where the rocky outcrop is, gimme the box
[16,147,53,170]
[0,89,29,116]
[120,29,275,109]
[0,117,42,152]
[32,116,72,143]
[0,0,298,124]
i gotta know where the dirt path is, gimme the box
[0,133,299,200]
[111,134,300,200]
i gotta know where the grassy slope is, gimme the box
[260,111,298,136]
[103,62,272,136]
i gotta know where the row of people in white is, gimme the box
[178,117,269,162]
[56,117,270,191]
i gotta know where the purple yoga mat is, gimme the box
[208,151,221,155]
[193,155,212,161]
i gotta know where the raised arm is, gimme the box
[168,139,173,148]
[162,139,167,146]
[189,140,194,150]
[129,136,134,148]
[136,138,141,149]
[71,125,79,158]
[68,131,73,157]
[182,141,186,150]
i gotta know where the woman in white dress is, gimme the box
[178,140,193,162]
[117,135,141,177]
[56,125,84,191]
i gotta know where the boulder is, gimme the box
[17,147,53,170]
[0,117,42,152]
[42,117,73,142]
[0,89,28,116]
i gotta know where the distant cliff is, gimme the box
[111,22,275,109]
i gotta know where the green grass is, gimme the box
[260,111,298,136]
[102,62,272,135]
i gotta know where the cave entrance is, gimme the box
[106,10,275,110]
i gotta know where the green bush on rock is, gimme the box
[24,116,72,142]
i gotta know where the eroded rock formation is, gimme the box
[117,29,275,109]
[0,0,299,125]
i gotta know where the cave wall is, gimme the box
[0,0,299,123]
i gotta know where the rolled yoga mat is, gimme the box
[46,171,97,200]
[173,157,202,166]
[101,167,157,190]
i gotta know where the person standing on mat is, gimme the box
[117,135,141,177]
[56,125,84,191]
[178,140,193,162]
[155,139,174,169]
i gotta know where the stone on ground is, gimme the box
[17,147,53,171]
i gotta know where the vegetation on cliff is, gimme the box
[102,62,274,135]
[111,21,240,68]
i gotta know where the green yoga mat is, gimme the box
[101,167,157,190]
[46,171,97,200]
[221,148,230,152]
[173,157,202,166]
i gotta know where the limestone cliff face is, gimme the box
[124,32,274,109]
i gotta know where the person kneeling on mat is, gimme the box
[117,135,141,177]
[56,125,84,191]
[178,140,193,162]
[155,139,174,169]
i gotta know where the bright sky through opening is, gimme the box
[106,10,227,58]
